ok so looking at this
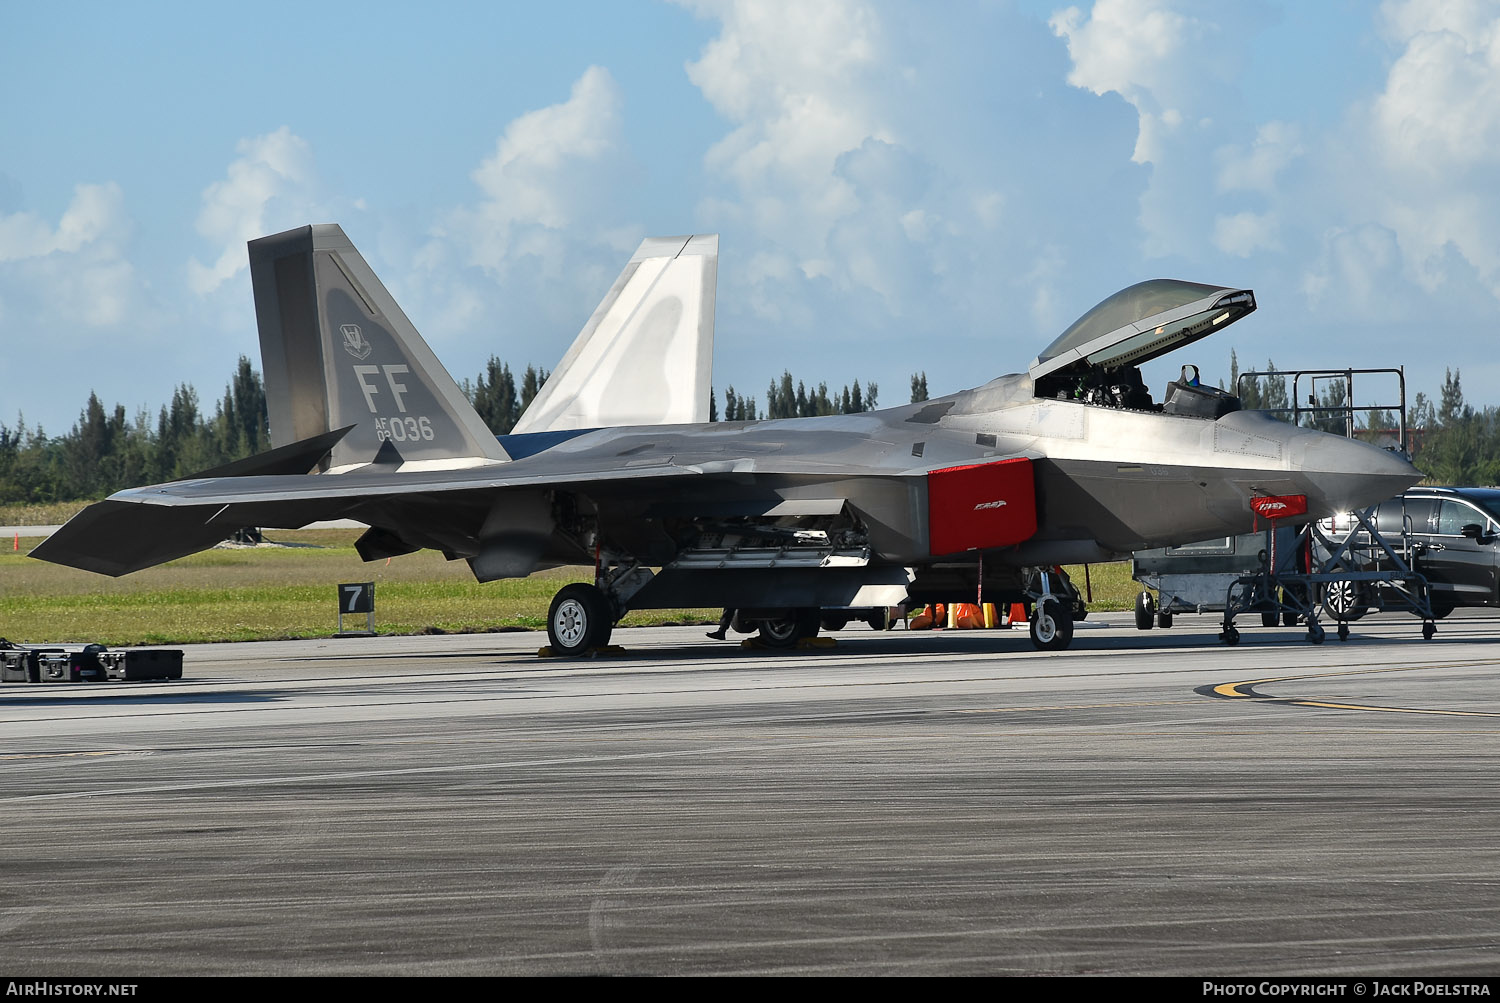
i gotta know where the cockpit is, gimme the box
[1029,279,1257,419]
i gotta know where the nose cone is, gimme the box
[1294,433,1422,515]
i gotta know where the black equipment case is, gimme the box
[0,641,183,683]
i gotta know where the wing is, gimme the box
[29,449,706,577]
[32,425,1039,577]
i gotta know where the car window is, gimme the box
[1436,499,1496,536]
[1473,495,1500,525]
[1381,498,1434,535]
[1437,501,1469,535]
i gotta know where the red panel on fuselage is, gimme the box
[927,457,1037,556]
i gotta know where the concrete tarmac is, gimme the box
[2,610,1498,976]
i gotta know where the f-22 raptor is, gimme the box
[34,224,1420,654]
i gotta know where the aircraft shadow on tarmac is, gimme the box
[0,690,287,708]
[558,619,1500,662]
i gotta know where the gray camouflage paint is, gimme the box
[35,225,1421,616]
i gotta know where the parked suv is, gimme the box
[1321,486,1500,618]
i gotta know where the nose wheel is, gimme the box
[1030,596,1074,651]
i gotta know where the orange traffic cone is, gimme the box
[1006,603,1026,629]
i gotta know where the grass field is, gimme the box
[0,528,1138,645]
[0,501,88,526]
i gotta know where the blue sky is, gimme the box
[4,0,1499,436]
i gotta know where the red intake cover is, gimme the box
[927,458,1037,556]
[1250,494,1308,520]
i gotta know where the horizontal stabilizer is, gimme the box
[513,234,717,433]
[31,427,362,575]
[30,497,318,577]
[180,425,355,480]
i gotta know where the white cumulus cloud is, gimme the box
[0,182,127,262]
[679,0,1046,337]
[1337,0,1500,299]
[1302,223,1403,311]
[1049,0,1216,164]
[0,182,139,327]
[1374,1,1500,175]
[1213,211,1280,257]
[398,66,641,373]
[1050,1,1259,260]
[454,65,623,278]
[673,0,1156,403]
[1216,121,1303,193]
[187,127,320,295]
[683,0,890,260]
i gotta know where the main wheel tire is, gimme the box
[1134,591,1155,631]
[1221,626,1240,645]
[865,608,889,631]
[1156,611,1173,629]
[1030,596,1075,651]
[1260,609,1279,628]
[1321,580,1368,622]
[547,583,612,656]
[820,613,849,632]
[758,607,821,648]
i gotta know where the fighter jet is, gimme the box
[33,224,1421,653]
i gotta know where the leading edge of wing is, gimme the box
[33,446,1035,576]
[99,445,1037,510]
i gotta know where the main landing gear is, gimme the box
[543,548,657,657]
[754,608,822,648]
[546,583,614,657]
[544,552,1086,656]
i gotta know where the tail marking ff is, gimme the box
[249,224,509,470]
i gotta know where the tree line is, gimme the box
[0,358,932,505]
[0,357,270,505]
[1227,351,1500,486]
[719,370,904,422]
[12,347,1487,508]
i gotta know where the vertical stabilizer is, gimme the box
[249,224,508,468]
[512,233,717,433]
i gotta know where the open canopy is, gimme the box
[1029,279,1256,383]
